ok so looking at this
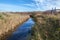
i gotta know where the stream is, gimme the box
[8,18,35,40]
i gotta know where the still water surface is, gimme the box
[8,18,35,40]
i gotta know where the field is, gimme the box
[0,11,60,40]
[30,12,60,40]
[0,12,30,40]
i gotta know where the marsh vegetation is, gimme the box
[30,13,60,40]
[0,13,30,40]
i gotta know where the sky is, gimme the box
[0,0,60,12]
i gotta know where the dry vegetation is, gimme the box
[30,12,60,40]
[0,13,30,40]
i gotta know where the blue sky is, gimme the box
[0,0,60,12]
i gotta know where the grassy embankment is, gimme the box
[0,13,30,40]
[30,13,60,40]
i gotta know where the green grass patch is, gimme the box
[0,14,4,19]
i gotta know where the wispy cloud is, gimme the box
[0,0,60,11]
[32,0,60,11]
[0,3,36,12]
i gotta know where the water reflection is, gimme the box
[8,18,35,40]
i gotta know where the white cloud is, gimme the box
[34,0,44,3]
[32,0,60,11]
[0,3,36,12]
[0,0,60,11]
[22,3,36,7]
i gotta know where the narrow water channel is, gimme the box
[8,18,35,40]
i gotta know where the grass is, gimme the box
[0,14,4,19]
[30,13,60,40]
[0,13,30,40]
